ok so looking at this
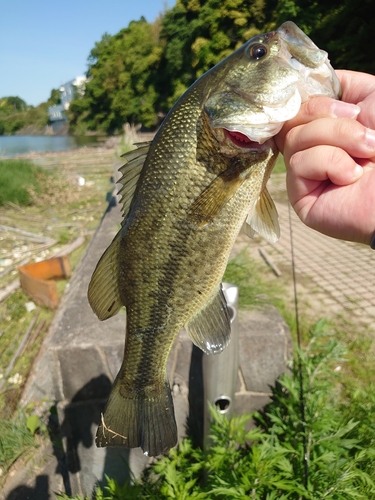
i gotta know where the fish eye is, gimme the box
[249,43,267,60]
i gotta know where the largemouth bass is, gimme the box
[88,21,340,456]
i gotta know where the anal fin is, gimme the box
[186,285,231,355]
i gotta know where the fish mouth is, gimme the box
[223,129,264,149]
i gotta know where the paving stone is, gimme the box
[272,198,375,324]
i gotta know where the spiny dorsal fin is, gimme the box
[88,230,123,320]
[186,285,231,354]
[245,188,280,242]
[117,142,151,222]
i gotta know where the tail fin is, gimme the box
[96,379,177,457]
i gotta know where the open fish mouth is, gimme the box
[223,129,268,149]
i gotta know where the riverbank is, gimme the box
[0,146,117,421]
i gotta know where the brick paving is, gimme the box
[262,173,375,327]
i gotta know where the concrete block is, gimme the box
[57,399,150,497]
[238,307,291,394]
[58,347,111,402]
[102,344,124,380]
[234,393,272,417]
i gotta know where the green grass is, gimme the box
[273,154,286,174]
[223,249,305,338]
[0,159,44,206]
[0,411,40,477]
[0,289,54,418]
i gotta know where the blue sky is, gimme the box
[0,0,172,106]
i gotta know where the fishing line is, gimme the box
[288,202,309,487]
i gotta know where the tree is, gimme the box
[157,0,271,110]
[0,96,28,117]
[69,18,163,134]
[47,88,61,106]
[317,0,375,74]
[268,0,375,74]
[68,0,375,136]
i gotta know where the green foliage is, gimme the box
[3,1,375,135]
[26,415,41,436]
[47,88,61,106]
[0,95,52,135]
[0,159,45,206]
[0,412,39,476]
[67,0,375,136]
[223,250,285,311]
[69,18,163,134]
[0,96,28,116]
[63,325,375,499]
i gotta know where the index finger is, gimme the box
[274,95,360,153]
[337,70,375,104]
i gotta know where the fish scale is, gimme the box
[88,21,340,456]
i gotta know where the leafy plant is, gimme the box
[26,415,41,436]
[61,323,375,499]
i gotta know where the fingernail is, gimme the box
[331,101,361,119]
[353,164,363,179]
[365,128,375,149]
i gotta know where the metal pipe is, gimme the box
[202,282,239,449]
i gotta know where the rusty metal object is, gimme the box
[18,255,71,308]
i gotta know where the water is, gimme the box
[0,135,103,158]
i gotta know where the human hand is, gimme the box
[275,70,375,245]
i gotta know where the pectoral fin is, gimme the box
[245,188,280,242]
[188,171,243,226]
[186,285,231,354]
[88,231,123,320]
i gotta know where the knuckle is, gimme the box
[284,126,299,150]
[326,146,344,167]
[333,118,364,143]
[302,96,333,117]
[289,150,303,171]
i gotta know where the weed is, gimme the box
[223,249,310,339]
[0,411,40,478]
[58,229,72,245]
[27,170,85,207]
[0,160,43,206]
[61,325,375,499]
[223,250,284,310]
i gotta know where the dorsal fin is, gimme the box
[117,142,151,222]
